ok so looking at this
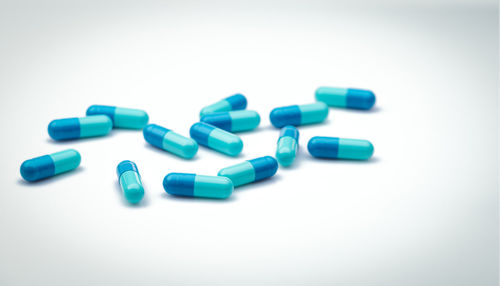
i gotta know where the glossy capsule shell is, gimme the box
[307,136,374,160]
[143,124,198,159]
[48,115,112,140]
[163,173,233,199]
[20,149,81,182]
[218,156,278,187]
[315,87,376,110]
[86,105,149,129]
[269,102,328,128]
[276,126,299,167]
[116,160,144,204]
[190,122,243,156]
[200,110,260,132]
[199,94,247,117]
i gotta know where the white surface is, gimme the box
[0,1,498,285]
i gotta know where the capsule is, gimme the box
[86,105,149,129]
[116,160,144,204]
[200,110,260,132]
[276,126,299,167]
[48,115,112,140]
[307,136,374,160]
[269,102,328,128]
[315,87,376,110]
[218,156,278,187]
[163,173,233,199]
[190,122,243,156]
[143,124,198,159]
[199,94,247,117]
[20,149,81,182]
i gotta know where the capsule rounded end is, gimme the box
[181,139,199,159]
[217,176,234,199]
[276,148,295,167]
[269,108,285,128]
[20,160,40,182]
[123,183,144,204]
[226,137,244,157]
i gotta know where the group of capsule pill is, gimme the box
[20,87,376,203]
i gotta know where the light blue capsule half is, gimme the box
[20,149,81,182]
[200,110,260,132]
[117,160,144,204]
[48,115,112,140]
[315,87,376,110]
[269,102,329,128]
[307,136,374,160]
[163,173,233,199]
[143,124,198,159]
[276,126,299,167]
[199,94,247,117]
[218,156,278,187]
[190,122,243,156]
[86,105,149,129]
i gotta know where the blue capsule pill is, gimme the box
[48,115,112,140]
[199,94,247,117]
[276,126,299,167]
[315,87,376,110]
[218,156,278,187]
[307,136,374,160]
[163,173,233,199]
[200,110,260,132]
[86,105,149,129]
[190,122,243,156]
[20,149,81,182]
[116,160,144,204]
[143,124,198,159]
[269,102,329,128]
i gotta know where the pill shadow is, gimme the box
[234,173,283,192]
[303,155,381,164]
[143,143,200,162]
[16,167,86,186]
[332,106,382,114]
[160,192,238,203]
[115,181,150,208]
[45,131,121,145]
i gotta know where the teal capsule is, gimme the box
[307,136,374,160]
[190,122,243,156]
[276,126,299,167]
[143,124,198,159]
[270,102,329,128]
[87,105,149,129]
[163,173,233,199]
[315,87,376,110]
[199,94,247,117]
[116,160,144,204]
[200,110,260,132]
[20,149,81,182]
[218,156,278,187]
[48,115,112,140]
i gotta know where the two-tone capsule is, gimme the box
[218,156,278,187]
[199,94,247,117]
[48,115,112,140]
[143,124,198,159]
[200,110,260,133]
[163,173,233,199]
[315,87,376,110]
[307,136,374,160]
[116,160,144,204]
[276,126,299,167]
[20,149,81,182]
[269,102,329,128]
[87,105,149,129]
[190,122,243,156]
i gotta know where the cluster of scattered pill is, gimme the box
[20,87,376,203]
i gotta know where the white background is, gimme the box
[0,0,498,285]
